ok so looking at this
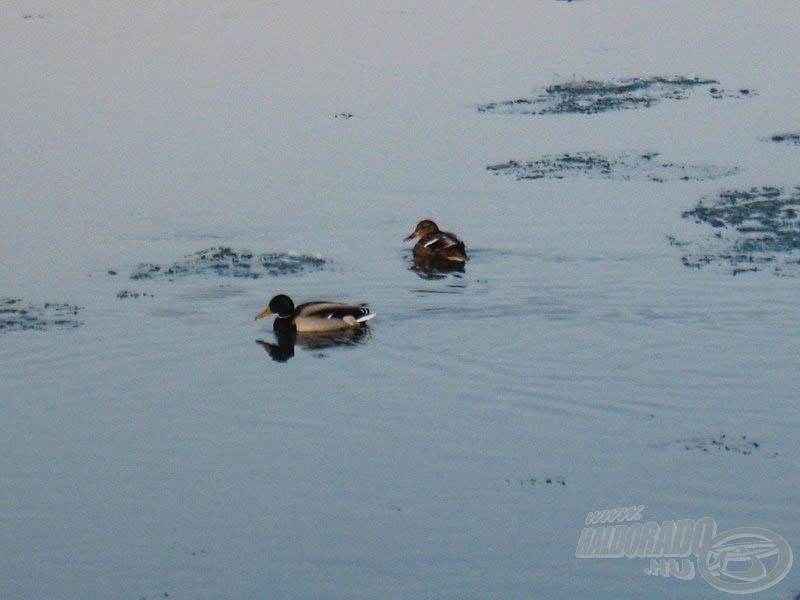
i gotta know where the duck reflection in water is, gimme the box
[256,326,372,362]
[409,255,466,279]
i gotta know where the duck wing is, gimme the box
[292,302,375,332]
[294,301,369,319]
[418,232,468,261]
[420,232,461,252]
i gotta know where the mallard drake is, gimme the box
[404,219,468,263]
[255,294,375,333]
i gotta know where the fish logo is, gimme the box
[697,527,793,594]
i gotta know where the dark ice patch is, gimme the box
[477,76,750,115]
[487,151,738,182]
[129,247,329,280]
[676,186,800,275]
[0,298,82,332]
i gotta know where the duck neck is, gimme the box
[273,314,296,332]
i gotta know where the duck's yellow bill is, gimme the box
[254,308,272,320]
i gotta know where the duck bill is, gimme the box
[254,307,273,320]
[403,231,419,241]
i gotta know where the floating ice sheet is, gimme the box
[0,298,82,332]
[129,247,329,280]
[478,76,752,115]
[675,186,800,275]
[487,151,739,182]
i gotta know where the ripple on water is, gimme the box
[176,285,247,301]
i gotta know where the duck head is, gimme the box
[404,219,441,241]
[255,294,295,320]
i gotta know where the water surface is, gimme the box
[2,2,799,598]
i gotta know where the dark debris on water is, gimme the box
[768,132,800,146]
[505,476,566,487]
[487,151,738,182]
[0,298,82,333]
[670,434,777,457]
[477,75,746,116]
[116,290,155,299]
[676,186,800,276]
[128,247,329,280]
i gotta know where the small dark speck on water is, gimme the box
[507,476,566,487]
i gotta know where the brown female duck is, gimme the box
[403,220,468,263]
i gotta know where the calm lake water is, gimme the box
[2,2,799,598]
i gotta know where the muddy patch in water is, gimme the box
[0,298,82,332]
[674,186,800,275]
[767,132,800,146]
[487,151,738,182]
[477,76,752,116]
[128,247,329,281]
